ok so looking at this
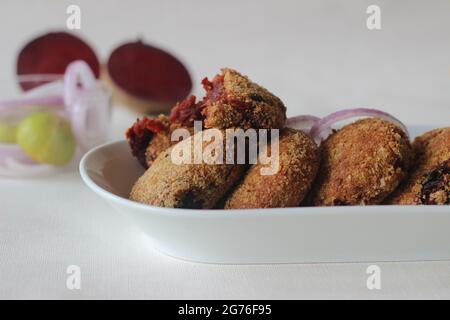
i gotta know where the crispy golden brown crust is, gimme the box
[144,130,172,168]
[202,68,286,129]
[132,69,286,168]
[309,118,413,206]
[130,129,245,208]
[144,123,195,168]
[387,127,450,205]
[126,114,171,168]
[224,128,319,209]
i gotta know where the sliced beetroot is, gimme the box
[17,32,100,91]
[107,41,192,105]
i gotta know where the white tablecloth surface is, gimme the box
[1,0,450,299]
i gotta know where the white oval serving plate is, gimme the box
[79,125,450,264]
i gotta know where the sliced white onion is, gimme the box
[69,84,111,152]
[0,144,30,163]
[0,60,106,178]
[0,144,81,178]
[285,115,332,144]
[0,145,48,178]
[0,95,64,113]
[64,61,109,151]
[310,108,409,142]
[22,79,64,97]
[17,74,63,83]
[286,115,320,133]
[63,60,96,107]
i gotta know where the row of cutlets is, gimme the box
[126,68,449,209]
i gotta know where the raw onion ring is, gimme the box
[0,95,64,112]
[69,83,110,152]
[310,108,409,142]
[17,74,62,83]
[286,115,320,132]
[0,144,32,164]
[63,61,103,151]
[0,60,100,177]
[63,60,96,106]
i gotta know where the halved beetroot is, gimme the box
[105,41,192,113]
[17,32,100,91]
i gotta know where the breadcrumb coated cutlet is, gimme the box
[143,126,172,168]
[126,114,171,168]
[126,115,196,169]
[309,118,413,206]
[130,129,245,209]
[387,127,450,205]
[224,128,319,209]
[200,68,286,129]
[127,68,287,169]
[128,68,449,208]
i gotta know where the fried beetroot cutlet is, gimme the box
[126,68,287,169]
[200,68,286,129]
[126,114,170,168]
[309,118,413,206]
[130,129,245,209]
[224,128,319,209]
[126,96,202,168]
[169,95,203,126]
[387,127,450,205]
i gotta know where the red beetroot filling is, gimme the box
[127,72,255,166]
[169,75,227,125]
[201,74,249,111]
[201,75,226,103]
[128,95,202,167]
[169,95,203,125]
[126,118,167,167]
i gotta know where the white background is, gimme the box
[1,0,450,299]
